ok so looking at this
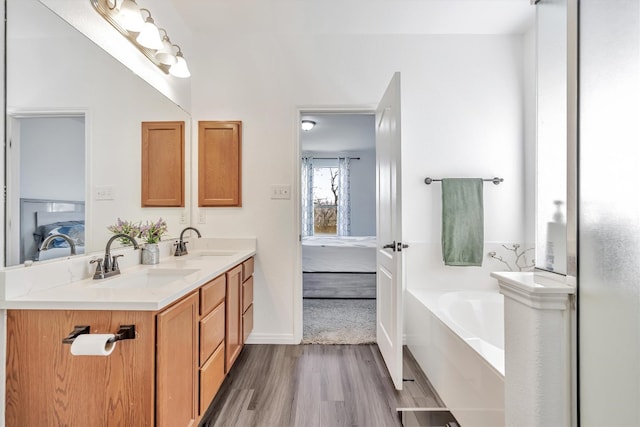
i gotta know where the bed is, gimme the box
[302,235,377,273]
[20,199,86,263]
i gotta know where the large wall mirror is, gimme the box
[535,0,572,276]
[5,0,192,266]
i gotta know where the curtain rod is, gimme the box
[424,177,504,185]
[303,157,361,160]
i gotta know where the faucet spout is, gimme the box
[39,234,77,256]
[95,233,140,279]
[175,227,202,256]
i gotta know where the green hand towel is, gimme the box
[441,178,484,266]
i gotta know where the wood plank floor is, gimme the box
[199,344,445,427]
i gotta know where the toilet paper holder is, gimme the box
[62,324,136,344]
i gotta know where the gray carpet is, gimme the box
[303,272,376,299]
[302,298,376,344]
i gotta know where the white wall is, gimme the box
[20,117,85,200]
[191,32,532,342]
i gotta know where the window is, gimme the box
[313,167,338,235]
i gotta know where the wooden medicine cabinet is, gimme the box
[198,121,242,207]
[141,121,185,207]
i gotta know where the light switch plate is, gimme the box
[95,185,114,200]
[271,185,291,200]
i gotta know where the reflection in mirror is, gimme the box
[5,0,191,267]
[6,115,86,265]
[535,0,568,275]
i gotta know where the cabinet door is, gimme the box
[225,264,243,371]
[6,310,155,426]
[141,121,185,207]
[198,121,242,207]
[157,292,199,427]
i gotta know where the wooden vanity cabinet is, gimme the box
[198,275,227,416]
[242,257,255,343]
[225,264,244,370]
[5,258,255,427]
[198,121,242,207]
[156,292,199,427]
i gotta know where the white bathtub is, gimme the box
[406,289,505,427]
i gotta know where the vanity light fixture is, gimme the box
[91,0,191,78]
[169,46,191,78]
[155,30,178,65]
[301,120,316,131]
[135,9,163,50]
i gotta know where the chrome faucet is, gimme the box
[174,227,202,256]
[92,233,139,280]
[39,234,77,256]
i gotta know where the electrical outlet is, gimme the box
[271,185,291,200]
[198,210,206,224]
[179,211,187,224]
[95,185,115,200]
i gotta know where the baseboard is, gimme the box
[244,333,300,345]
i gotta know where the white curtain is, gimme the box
[337,157,351,236]
[301,157,314,237]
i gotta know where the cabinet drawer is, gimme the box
[242,276,253,313]
[200,302,225,364]
[200,343,225,415]
[242,304,253,343]
[242,257,254,282]
[200,275,226,316]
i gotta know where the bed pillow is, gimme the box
[34,221,85,248]
[46,224,85,248]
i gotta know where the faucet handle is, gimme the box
[111,254,124,271]
[90,258,104,279]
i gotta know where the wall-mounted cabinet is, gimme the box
[198,121,242,207]
[141,121,185,207]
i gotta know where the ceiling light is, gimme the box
[301,120,316,131]
[169,47,191,78]
[135,10,163,50]
[91,0,190,78]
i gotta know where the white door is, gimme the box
[376,72,404,390]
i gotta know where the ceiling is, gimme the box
[170,0,535,36]
[301,113,375,153]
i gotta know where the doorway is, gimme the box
[299,111,377,344]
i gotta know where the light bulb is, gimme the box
[136,15,163,50]
[156,36,177,65]
[117,0,144,31]
[169,51,191,78]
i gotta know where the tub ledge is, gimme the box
[491,271,575,310]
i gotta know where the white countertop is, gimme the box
[0,238,256,311]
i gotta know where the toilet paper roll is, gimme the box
[70,334,116,356]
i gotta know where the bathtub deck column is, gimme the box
[492,272,575,427]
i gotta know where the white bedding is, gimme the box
[302,236,377,272]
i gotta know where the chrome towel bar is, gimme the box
[424,177,504,185]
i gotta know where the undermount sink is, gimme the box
[89,268,200,289]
